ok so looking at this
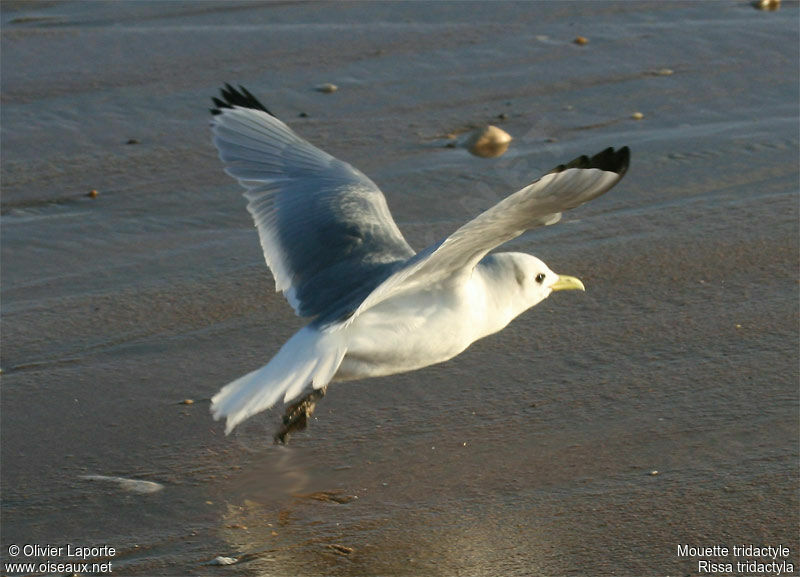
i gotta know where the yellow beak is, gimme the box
[550,275,585,292]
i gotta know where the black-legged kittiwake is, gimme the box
[208,84,629,442]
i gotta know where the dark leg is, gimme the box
[273,386,327,444]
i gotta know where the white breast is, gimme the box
[335,277,487,380]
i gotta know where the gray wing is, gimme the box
[210,85,415,319]
[350,147,629,322]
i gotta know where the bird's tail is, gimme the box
[211,326,346,434]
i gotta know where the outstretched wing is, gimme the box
[210,84,415,319]
[350,147,629,322]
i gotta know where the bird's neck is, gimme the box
[471,256,529,338]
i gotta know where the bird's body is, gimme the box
[337,253,530,380]
[337,281,479,380]
[207,85,629,439]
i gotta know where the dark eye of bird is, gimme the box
[535,273,546,284]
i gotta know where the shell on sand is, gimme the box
[463,125,512,158]
[209,556,238,565]
[755,0,780,10]
[315,83,338,93]
[80,474,164,494]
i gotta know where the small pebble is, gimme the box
[463,125,512,158]
[298,111,309,118]
[87,189,99,198]
[209,556,238,566]
[654,68,674,76]
[126,138,139,145]
[574,36,589,45]
[180,399,194,405]
[631,111,644,120]
[327,544,354,556]
[649,470,659,476]
[497,112,508,120]
[315,83,338,93]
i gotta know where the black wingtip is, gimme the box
[210,83,275,117]
[551,146,630,177]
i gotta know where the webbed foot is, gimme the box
[273,386,327,444]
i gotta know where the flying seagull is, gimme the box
[209,84,629,442]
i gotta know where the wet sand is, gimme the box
[1,1,798,575]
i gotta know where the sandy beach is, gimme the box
[2,1,798,575]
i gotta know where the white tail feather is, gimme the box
[211,326,345,434]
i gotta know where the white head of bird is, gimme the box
[478,252,585,322]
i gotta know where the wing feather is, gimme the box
[348,147,629,323]
[210,85,415,320]
[211,85,628,327]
